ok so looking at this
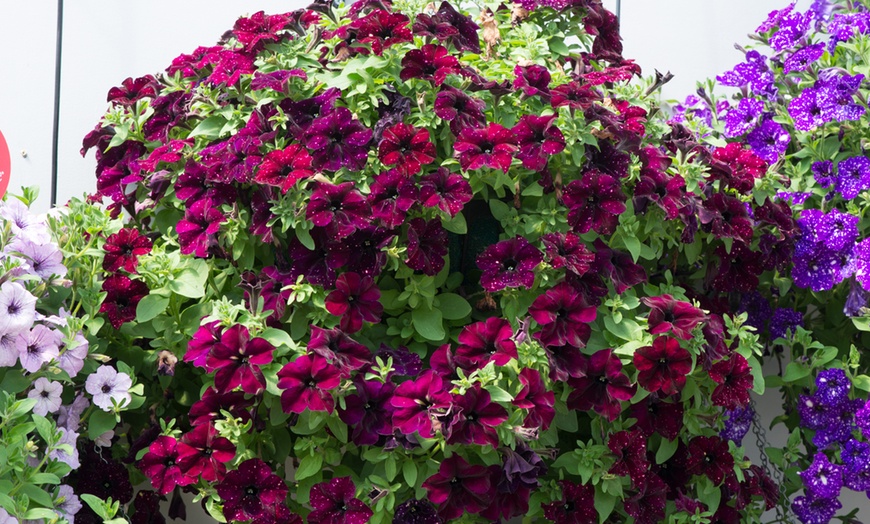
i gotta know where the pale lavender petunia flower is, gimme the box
[0,198,51,244]
[57,394,90,431]
[49,428,80,471]
[0,281,37,336]
[16,325,62,373]
[94,430,114,448]
[55,484,82,524]
[6,238,67,280]
[85,365,132,411]
[28,377,63,416]
[0,332,18,367]
[0,507,17,524]
[57,333,88,378]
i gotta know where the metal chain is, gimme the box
[750,398,791,523]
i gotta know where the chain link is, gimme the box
[750,398,791,523]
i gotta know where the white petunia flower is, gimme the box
[28,377,63,416]
[85,365,132,411]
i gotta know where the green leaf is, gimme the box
[29,473,60,485]
[852,316,870,332]
[88,409,117,440]
[326,416,348,444]
[442,212,467,234]
[32,414,56,444]
[436,293,471,320]
[402,460,417,488]
[853,374,870,392]
[747,355,765,395]
[23,508,60,520]
[411,306,445,341]
[189,116,228,139]
[489,199,511,221]
[553,411,578,432]
[136,294,169,323]
[168,267,207,298]
[385,454,397,481]
[296,226,315,250]
[80,494,110,520]
[548,39,570,55]
[782,361,811,383]
[484,385,514,403]
[655,437,678,464]
[593,488,617,524]
[296,454,323,481]
[622,234,641,262]
[0,370,31,394]
[259,328,293,350]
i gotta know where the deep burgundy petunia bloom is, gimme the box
[476,236,543,292]
[529,282,596,348]
[351,9,413,55]
[686,436,734,485]
[453,123,518,173]
[304,107,373,172]
[593,239,647,294]
[419,168,472,217]
[540,232,594,277]
[432,1,480,53]
[339,377,395,446]
[138,436,195,496]
[232,11,293,53]
[176,198,225,258]
[544,343,587,382]
[628,396,684,440]
[103,228,152,273]
[107,75,158,106]
[184,320,224,368]
[632,167,686,219]
[405,218,449,276]
[188,387,254,427]
[430,343,464,384]
[633,336,693,396]
[699,193,753,242]
[277,354,341,414]
[206,324,275,395]
[307,325,372,376]
[513,367,556,430]
[709,353,753,409]
[642,294,706,341]
[378,123,436,176]
[422,455,492,521]
[433,85,486,136]
[711,241,764,293]
[177,423,236,483]
[199,132,263,184]
[400,44,461,86]
[368,169,419,228]
[447,386,508,447]
[216,458,288,523]
[513,64,551,99]
[541,480,597,524]
[413,12,459,41]
[392,498,442,524]
[342,226,396,278]
[100,274,150,329]
[562,172,626,235]
[455,317,517,369]
[325,272,383,333]
[624,474,668,524]
[308,476,373,524]
[306,181,371,239]
[254,145,314,193]
[391,370,452,438]
[567,349,636,421]
[512,115,566,171]
[550,81,599,110]
[608,429,650,486]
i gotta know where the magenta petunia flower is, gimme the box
[400,44,461,86]
[232,11,293,53]
[608,429,650,486]
[567,349,636,422]
[419,167,472,217]
[308,476,373,524]
[216,458,288,523]
[378,123,436,176]
[107,75,158,106]
[686,436,734,485]
[633,165,686,220]
[177,423,236,483]
[642,294,706,340]
[351,9,412,55]
[563,172,626,235]
[304,107,372,172]
[138,436,195,496]
[453,123,517,173]
[405,218,448,276]
[102,228,152,274]
[306,181,371,239]
[455,317,517,369]
[431,1,481,53]
[307,325,372,376]
[277,354,341,414]
[433,85,486,136]
[550,81,599,110]
[542,480,598,524]
[708,353,754,409]
[529,282,596,348]
[513,64,551,99]
[476,236,543,292]
[99,274,150,329]
[633,336,693,396]
[624,474,668,524]
[254,144,314,193]
[176,198,225,258]
[422,455,493,521]
[391,370,451,438]
[184,320,224,368]
[512,115,565,171]
[447,386,508,447]
[368,169,419,228]
[513,367,555,430]
[199,132,263,184]
[339,378,395,446]
[206,324,275,395]
[188,387,254,427]
[325,272,383,334]
[540,232,595,277]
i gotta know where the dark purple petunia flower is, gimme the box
[541,480,597,524]
[100,274,150,329]
[391,370,452,438]
[835,155,870,200]
[698,192,753,242]
[686,435,734,485]
[370,344,421,377]
[325,272,383,334]
[392,499,443,524]
[799,452,843,500]
[593,239,647,294]
[499,442,547,493]
[709,353,753,410]
[769,308,804,340]
[342,226,396,278]
[543,342,586,382]
[540,232,594,276]
[720,405,754,447]
[288,227,345,288]
[642,294,707,340]
[528,282,595,348]
[199,133,263,184]
[102,228,152,274]
[513,367,555,430]
[250,68,307,92]
[455,317,517,369]
[433,85,486,135]
[405,218,448,275]
[513,64,551,99]
[304,107,372,172]
[378,123,436,176]
[400,44,461,86]
[624,475,668,524]
[306,181,371,239]
[138,436,194,496]
[453,123,517,173]
[747,113,790,162]
[351,9,413,55]
[815,368,850,407]
[562,172,626,235]
[633,164,686,219]
[368,168,419,228]
[277,354,341,414]
[567,349,636,421]
[281,88,342,140]
[422,455,492,521]
[792,493,841,524]
[512,115,565,171]
[206,324,275,395]
[812,160,835,188]
[419,168,472,217]
[433,1,481,53]
[308,476,373,524]
[629,396,684,440]
[216,458,288,523]
[413,12,459,41]
[447,385,508,447]
[550,81,599,110]
[339,377,395,445]
[476,236,543,292]
[633,336,693,396]
[608,429,650,486]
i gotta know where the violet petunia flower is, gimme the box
[746,113,790,162]
[0,281,37,336]
[8,238,67,280]
[769,308,804,340]
[305,107,372,172]
[476,236,543,292]
[55,484,82,524]
[792,493,841,524]
[799,452,843,500]
[720,405,754,446]
[339,378,395,446]
[783,43,825,74]
[277,354,341,414]
[206,324,275,395]
[835,156,870,200]
[723,97,764,138]
[422,455,493,521]
[16,324,62,373]
[85,365,132,411]
[453,123,517,173]
[567,349,636,422]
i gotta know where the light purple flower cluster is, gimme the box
[717,51,777,100]
[793,369,870,524]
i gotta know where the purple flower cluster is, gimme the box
[788,71,865,131]
[792,208,861,291]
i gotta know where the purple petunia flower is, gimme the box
[841,439,870,476]
[7,238,67,280]
[855,238,870,292]
[405,218,448,276]
[422,455,493,521]
[717,51,776,99]
[813,160,835,188]
[419,168,472,217]
[723,97,765,138]
[835,156,870,200]
[391,370,451,439]
[305,107,372,172]
[447,385,508,447]
[49,427,80,471]
[16,324,62,373]
[563,172,627,236]
[453,123,517,173]
[784,43,825,74]
[28,377,63,416]
[216,459,288,523]
[792,243,844,292]
[177,198,225,258]
[567,349,636,422]
[306,181,371,239]
[308,476,373,524]
[55,484,82,523]
[799,453,843,500]
[815,368,850,406]
[813,398,863,449]
[434,85,486,136]
[393,499,442,524]
[0,198,51,244]
[720,405,754,446]
[85,365,132,410]
[828,12,870,52]
[768,9,812,51]
[747,113,790,162]
[0,281,37,336]
[339,377,395,446]
[476,236,543,292]
[769,308,804,340]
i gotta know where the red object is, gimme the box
[0,130,9,199]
